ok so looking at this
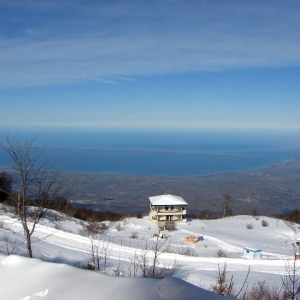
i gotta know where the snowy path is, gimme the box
[31,223,291,280]
[178,228,243,253]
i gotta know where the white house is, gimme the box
[148,194,188,223]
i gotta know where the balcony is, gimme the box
[157,209,185,214]
[151,207,185,214]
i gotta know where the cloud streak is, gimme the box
[0,0,300,86]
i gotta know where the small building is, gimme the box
[243,247,262,259]
[185,236,199,243]
[148,194,188,223]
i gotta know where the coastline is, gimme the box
[1,128,300,176]
[69,159,300,216]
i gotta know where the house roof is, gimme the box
[149,194,188,206]
[243,248,262,253]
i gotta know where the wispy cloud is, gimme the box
[0,0,299,86]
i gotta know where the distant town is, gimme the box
[69,159,300,217]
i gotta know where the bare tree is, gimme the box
[211,263,236,297]
[0,133,71,258]
[0,233,25,255]
[150,235,169,278]
[281,258,300,300]
[89,237,102,271]
[136,236,176,279]
[137,240,151,277]
[87,227,111,273]
[242,280,282,300]
[113,256,125,277]
[101,240,111,273]
[222,193,233,217]
[126,250,139,277]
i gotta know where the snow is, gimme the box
[149,194,188,205]
[0,254,233,300]
[0,205,299,299]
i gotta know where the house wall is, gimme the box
[149,204,187,223]
[243,249,262,259]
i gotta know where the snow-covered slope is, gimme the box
[0,254,233,300]
[0,205,299,299]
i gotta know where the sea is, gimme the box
[0,128,300,176]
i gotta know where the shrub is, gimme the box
[136,213,143,219]
[157,221,177,232]
[243,281,280,300]
[261,219,269,227]
[74,207,125,222]
[158,221,165,231]
[73,260,86,270]
[115,223,124,232]
[278,208,300,224]
[130,231,139,239]
[85,221,108,234]
[216,249,227,258]
[246,223,253,229]
[211,263,235,297]
[164,220,176,231]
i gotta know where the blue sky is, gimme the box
[0,0,300,131]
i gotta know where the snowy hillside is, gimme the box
[0,204,299,299]
[0,254,235,300]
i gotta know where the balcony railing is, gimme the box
[151,205,186,211]
[157,208,184,212]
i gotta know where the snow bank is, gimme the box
[0,254,233,300]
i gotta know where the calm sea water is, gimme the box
[0,128,300,176]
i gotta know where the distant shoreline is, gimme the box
[46,145,253,157]
[1,129,300,176]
